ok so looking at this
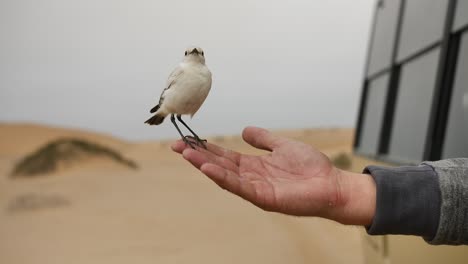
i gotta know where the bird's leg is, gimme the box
[176,115,207,149]
[171,114,196,149]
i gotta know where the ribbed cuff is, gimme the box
[422,159,468,245]
[364,165,441,240]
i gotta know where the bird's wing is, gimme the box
[150,66,184,113]
[165,66,184,90]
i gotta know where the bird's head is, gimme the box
[184,46,206,64]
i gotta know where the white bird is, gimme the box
[145,46,212,149]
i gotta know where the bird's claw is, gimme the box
[184,135,207,149]
[182,136,197,149]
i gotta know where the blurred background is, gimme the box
[0,1,374,263]
[1,0,373,140]
[2,0,468,264]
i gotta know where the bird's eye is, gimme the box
[201,51,204,56]
[185,51,188,56]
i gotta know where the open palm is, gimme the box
[171,126,344,218]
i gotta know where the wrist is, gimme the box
[333,169,376,226]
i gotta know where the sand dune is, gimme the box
[0,123,364,264]
[0,123,129,157]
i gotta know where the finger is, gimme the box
[242,126,285,152]
[173,140,241,166]
[197,147,239,173]
[200,163,257,203]
[171,140,190,154]
[182,148,239,173]
[204,142,241,165]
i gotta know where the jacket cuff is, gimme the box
[422,159,468,245]
[363,165,440,240]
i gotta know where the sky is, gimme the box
[0,0,375,141]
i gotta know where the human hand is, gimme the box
[171,126,375,225]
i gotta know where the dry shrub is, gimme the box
[11,138,137,177]
[331,152,352,170]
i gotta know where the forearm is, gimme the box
[337,159,468,245]
[331,165,441,241]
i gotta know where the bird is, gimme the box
[145,46,212,149]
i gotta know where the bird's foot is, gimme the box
[182,136,197,149]
[184,135,207,149]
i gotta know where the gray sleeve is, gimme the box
[364,165,441,240]
[422,158,468,245]
[364,158,468,245]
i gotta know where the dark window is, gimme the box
[388,48,440,162]
[442,33,468,158]
[367,0,402,76]
[357,74,389,155]
[397,0,448,62]
[453,0,468,32]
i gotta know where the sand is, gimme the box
[0,123,365,264]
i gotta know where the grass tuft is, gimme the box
[331,152,352,170]
[11,138,137,177]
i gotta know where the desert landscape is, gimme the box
[0,123,373,264]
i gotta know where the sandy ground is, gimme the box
[0,123,366,264]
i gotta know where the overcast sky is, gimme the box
[0,0,375,141]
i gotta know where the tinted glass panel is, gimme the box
[397,0,448,62]
[443,33,468,158]
[367,0,401,76]
[453,0,468,32]
[358,74,389,155]
[389,48,440,162]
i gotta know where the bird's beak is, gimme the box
[190,49,199,55]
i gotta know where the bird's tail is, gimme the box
[145,113,166,125]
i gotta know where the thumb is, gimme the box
[242,126,285,152]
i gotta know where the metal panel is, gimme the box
[388,48,441,162]
[442,32,468,158]
[367,0,402,76]
[397,0,448,62]
[453,0,468,32]
[357,74,389,155]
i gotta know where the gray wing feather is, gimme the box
[149,66,184,113]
